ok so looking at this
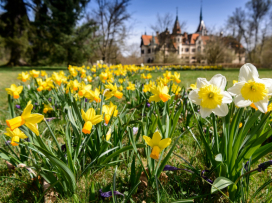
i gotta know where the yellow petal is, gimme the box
[143,135,153,147]
[150,146,160,160]
[159,138,172,151]
[90,115,103,125]
[149,95,161,103]
[24,114,44,124]
[21,101,33,119]
[151,131,162,146]
[25,122,40,136]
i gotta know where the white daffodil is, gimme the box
[227,63,272,113]
[188,74,232,118]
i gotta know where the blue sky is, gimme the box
[87,0,248,45]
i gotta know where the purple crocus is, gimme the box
[146,102,151,108]
[133,127,138,135]
[201,170,213,184]
[46,117,56,122]
[15,105,21,109]
[99,189,124,198]
[85,98,88,102]
[61,144,66,152]
[258,161,272,172]
[48,98,52,102]
[5,141,11,146]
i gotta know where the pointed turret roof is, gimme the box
[196,5,206,34]
[172,13,181,34]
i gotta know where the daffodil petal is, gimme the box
[254,97,269,113]
[143,135,153,147]
[21,102,33,118]
[239,63,259,82]
[196,78,209,89]
[159,138,171,151]
[151,131,162,146]
[188,90,201,105]
[209,74,226,91]
[149,95,161,103]
[200,107,212,118]
[227,82,245,96]
[25,122,40,136]
[222,91,232,103]
[24,114,44,124]
[90,115,103,125]
[213,103,229,117]
[234,95,252,107]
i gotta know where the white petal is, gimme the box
[213,103,229,117]
[209,74,227,91]
[188,90,201,105]
[254,96,269,113]
[258,78,272,94]
[227,82,245,96]
[222,91,233,104]
[200,107,212,118]
[196,78,209,89]
[239,63,259,82]
[234,95,252,107]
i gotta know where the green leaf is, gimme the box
[211,177,234,194]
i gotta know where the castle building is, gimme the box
[140,7,245,64]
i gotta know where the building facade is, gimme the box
[140,8,245,64]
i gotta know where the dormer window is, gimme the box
[178,38,180,42]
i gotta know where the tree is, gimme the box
[203,35,235,64]
[92,0,132,64]
[227,0,271,63]
[0,0,29,66]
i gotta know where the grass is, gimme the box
[0,67,272,202]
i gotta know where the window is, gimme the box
[199,41,201,44]
[192,57,196,59]
[141,50,144,54]
[197,46,201,51]
[178,38,180,42]
[178,46,180,54]
[185,48,189,52]
[148,48,151,53]
[192,49,195,52]
[185,56,189,59]
[181,48,183,52]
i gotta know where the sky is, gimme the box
[87,0,248,46]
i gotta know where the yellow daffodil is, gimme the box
[85,88,101,103]
[5,84,23,99]
[41,71,47,77]
[78,84,92,97]
[149,82,171,103]
[233,80,238,84]
[267,103,272,112]
[102,102,118,124]
[141,73,147,79]
[173,72,181,83]
[6,101,44,135]
[146,73,152,79]
[104,83,123,100]
[119,85,123,91]
[143,131,171,160]
[37,78,54,92]
[160,77,170,86]
[118,79,124,84]
[43,104,54,114]
[71,80,80,91]
[30,70,40,78]
[172,83,181,95]
[17,72,30,82]
[87,76,92,83]
[190,83,197,90]
[163,71,172,80]
[4,128,28,146]
[81,108,103,134]
[239,123,243,128]
[52,72,63,86]
[126,82,136,91]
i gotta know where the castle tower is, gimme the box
[196,4,207,35]
[172,8,181,34]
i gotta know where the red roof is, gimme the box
[188,33,199,44]
[141,35,159,46]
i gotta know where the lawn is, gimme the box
[0,67,272,202]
